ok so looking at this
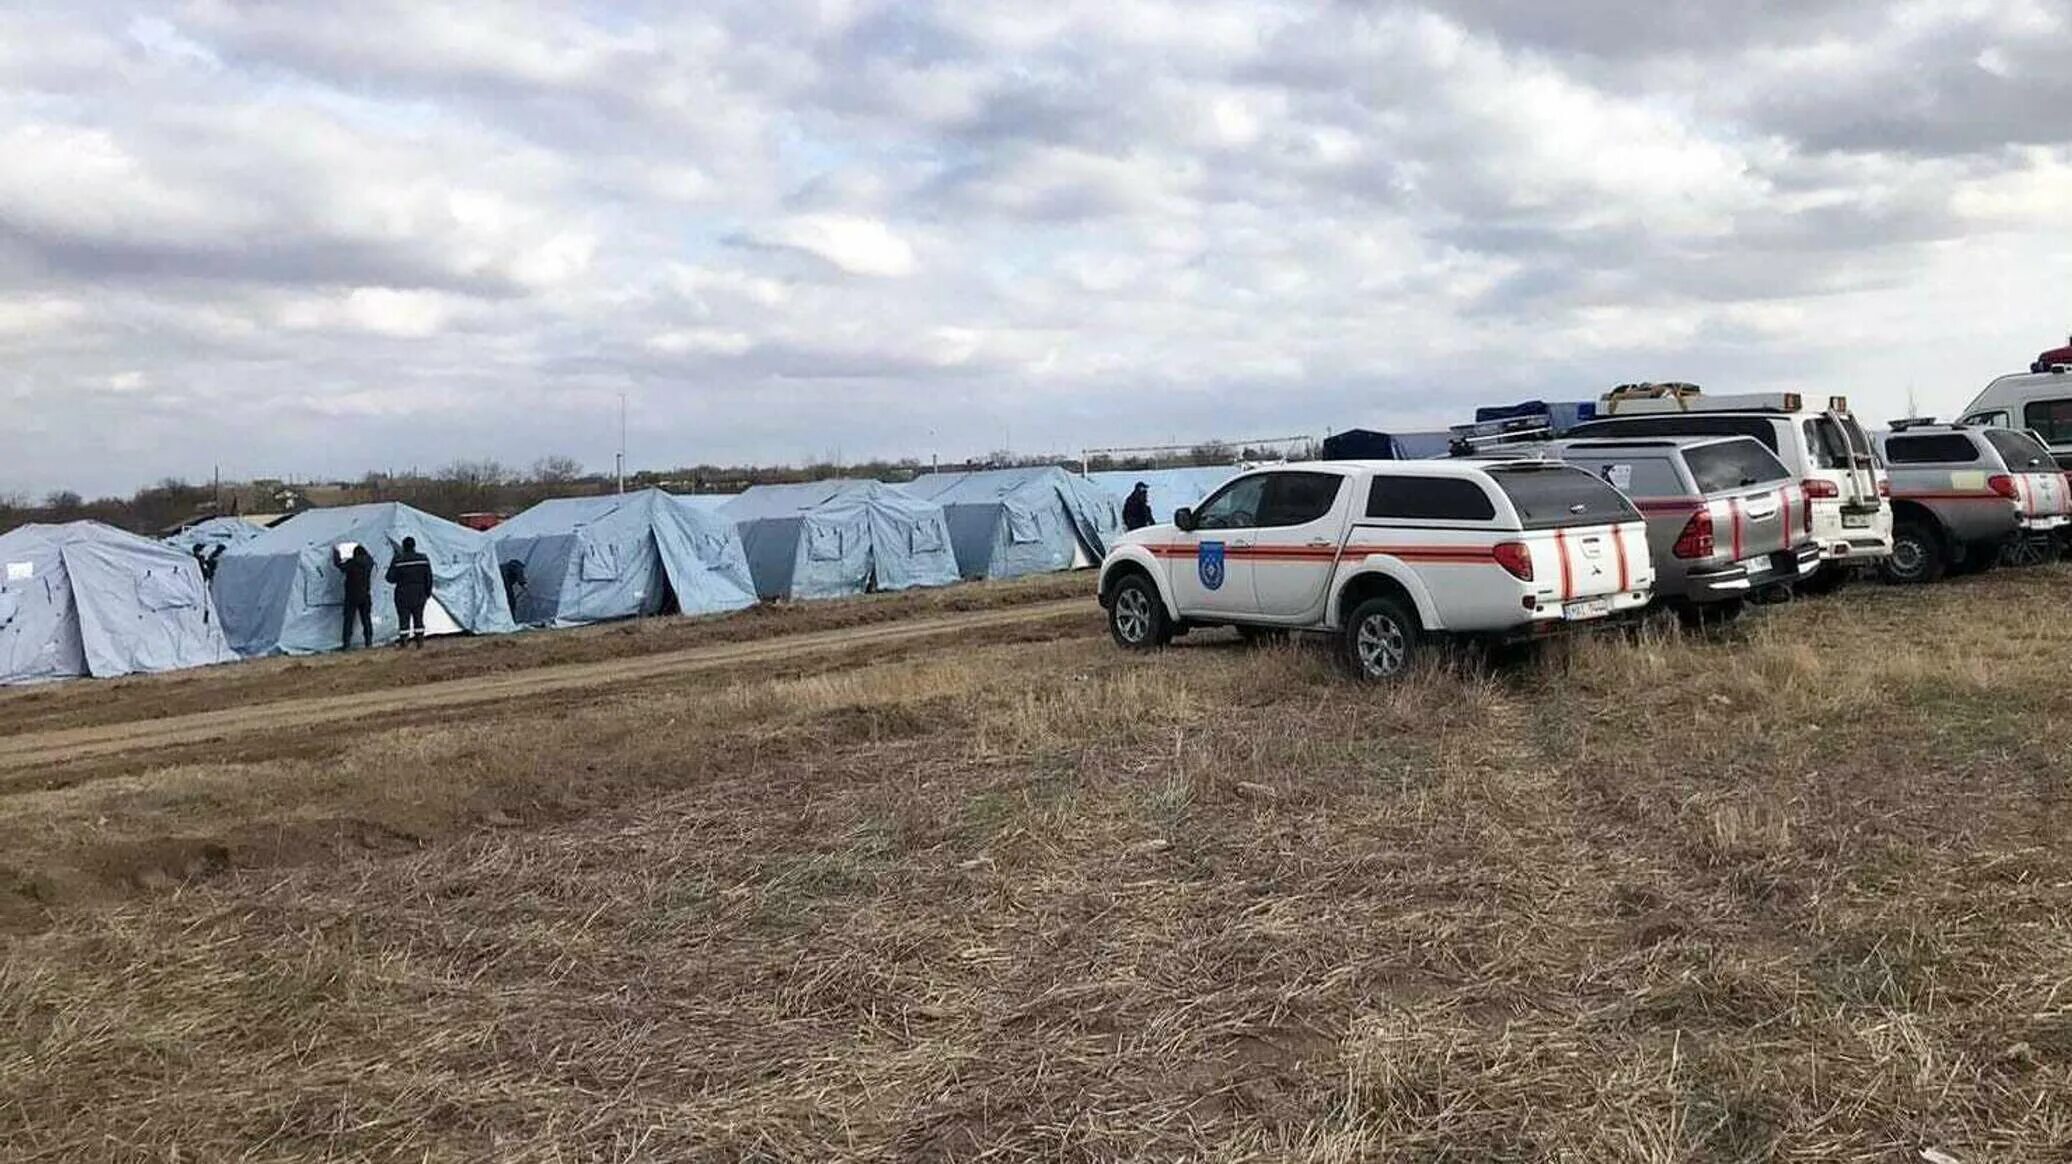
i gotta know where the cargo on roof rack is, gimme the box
[1599,384,1848,417]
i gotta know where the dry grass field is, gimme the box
[5,567,2072,1161]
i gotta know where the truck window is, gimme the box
[1366,476,1496,521]
[1983,428,2054,470]
[1257,472,1344,528]
[1803,418,1852,470]
[1193,475,1268,530]
[1485,466,1639,529]
[2022,399,2072,445]
[1685,440,1791,492]
[1884,434,1980,464]
[1839,415,1875,459]
[1565,456,1683,497]
[1567,415,1780,452]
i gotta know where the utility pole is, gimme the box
[616,393,627,494]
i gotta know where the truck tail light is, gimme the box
[1493,541,1534,581]
[1800,478,1835,529]
[1989,473,2019,499]
[1673,508,1715,559]
[1878,478,1891,498]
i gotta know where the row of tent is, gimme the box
[2,466,1214,684]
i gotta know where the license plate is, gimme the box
[1563,597,1612,622]
[1842,513,1871,529]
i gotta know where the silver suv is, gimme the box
[1872,422,2069,582]
[1482,436,1818,619]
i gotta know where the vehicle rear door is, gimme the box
[1485,465,1648,613]
[1167,473,1268,617]
[1983,428,2069,520]
[1248,471,1352,620]
[1805,413,1882,541]
[1687,439,1802,574]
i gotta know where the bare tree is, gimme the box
[531,455,585,484]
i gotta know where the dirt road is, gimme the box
[0,597,1097,773]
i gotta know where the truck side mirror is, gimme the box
[1173,507,1197,532]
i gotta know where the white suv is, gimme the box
[1096,460,1656,679]
[1564,387,1891,578]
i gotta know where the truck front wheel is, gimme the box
[1343,596,1420,681]
[1108,574,1172,650]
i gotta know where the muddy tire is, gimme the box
[1343,596,1420,681]
[1107,574,1171,650]
[1880,522,1946,585]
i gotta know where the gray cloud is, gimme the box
[1,0,2069,498]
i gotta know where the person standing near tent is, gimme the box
[500,558,527,622]
[332,544,376,649]
[386,536,434,648]
[1123,482,1155,531]
[191,543,226,583]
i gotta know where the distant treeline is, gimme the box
[1,439,1307,536]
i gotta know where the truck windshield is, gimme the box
[1984,428,2054,470]
[1486,465,1639,529]
[1686,440,1791,493]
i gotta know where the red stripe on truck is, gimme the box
[1554,529,1574,601]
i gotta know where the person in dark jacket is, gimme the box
[191,543,227,583]
[386,536,435,648]
[333,544,376,649]
[1122,482,1154,531]
[500,558,527,623]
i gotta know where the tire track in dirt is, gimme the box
[0,598,1098,773]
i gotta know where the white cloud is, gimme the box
[753,213,917,277]
[0,296,87,338]
[277,288,473,338]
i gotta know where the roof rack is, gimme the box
[1888,417,1948,431]
[1599,384,1834,416]
[1444,414,1555,458]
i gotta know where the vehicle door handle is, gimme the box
[1307,538,1334,547]
[1230,539,1254,548]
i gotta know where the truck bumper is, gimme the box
[1685,545,1821,602]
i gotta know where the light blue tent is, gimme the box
[493,489,758,626]
[719,480,959,600]
[678,494,736,512]
[165,515,264,558]
[0,522,237,684]
[214,502,517,656]
[1090,467,1239,528]
[903,467,1121,580]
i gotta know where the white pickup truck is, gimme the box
[1096,459,1656,679]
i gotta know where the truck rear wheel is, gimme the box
[1880,522,1945,585]
[1343,596,1420,681]
[1107,574,1172,650]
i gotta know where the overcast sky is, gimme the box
[4,1,2069,497]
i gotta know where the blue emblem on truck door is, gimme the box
[1198,541,1226,590]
